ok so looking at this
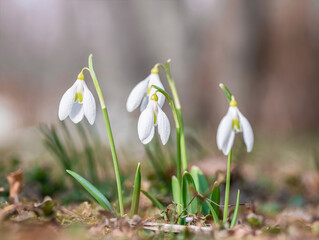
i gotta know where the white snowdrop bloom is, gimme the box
[217,96,254,155]
[126,66,165,112]
[58,71,96,125]
[137,93,170,145]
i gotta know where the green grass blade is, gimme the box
[141,189,164,210]
[66,170,115,213]
[190,166,209,194]
[230,190,240,228]
[130,163,141,218]
[182,172,198,215]
[190,166,209,215]
[205,200,219,226]
[210,181,220,217]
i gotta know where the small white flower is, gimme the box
[217,96,254,155]
[138,93,170,145]
[126,66,165,112]
[185,217,194,223]
[58,71,96,125]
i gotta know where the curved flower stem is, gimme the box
[88,54,124,216]
[160,60,188,172]
[219,83,232,102]
[152,85,181,184]
[223,149,232,223]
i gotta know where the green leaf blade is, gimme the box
[230,190,240,228]
[210,181,221,217]
[205,200,219,226]
[190,166,209,215]
[182,172,198,215]
[140,190,164,211]
[172,175,181,215]
[66,170,115,213]
[130,162,141,218]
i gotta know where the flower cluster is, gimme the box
[126,66,170,145]
[58,64,254,155]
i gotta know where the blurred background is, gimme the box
[0,0,318,207]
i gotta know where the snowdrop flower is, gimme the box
[138,93,170,145]
[126,66,165,112]
[58,70,96,125]
[217,96,254,155]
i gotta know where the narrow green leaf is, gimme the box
[130,162,141,218]
[141,190,164,210]
[205,200,219,226]
[230,190,240,228]
[172,176,180,206]
[210,181,220,217]
[190,166,209,215]
[182,172,198,215]
[172,176,181,215]
[66,170,115,213]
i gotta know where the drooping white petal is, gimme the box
[126,76,150,112]
[157,106,170,145]
[238,110,254,152]
[222,131,235,155]
[140,96,149,112]
[216,109,233,151]
[149,74,165,108]
[69,101,84,123]
[82,82,96,125]
[142,126,155,144]
[58,82,77,120]
[138,104,154,143]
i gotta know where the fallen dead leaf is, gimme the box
[6,169,23,204]
[0,204,17,222]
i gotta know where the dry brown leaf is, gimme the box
[6,169,23,204]
[0,204,17,222]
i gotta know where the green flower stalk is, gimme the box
[163,60,188,172]
[88,54,124,216]
[151,85,181,183]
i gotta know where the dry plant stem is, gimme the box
[88,55,124,216]
[223,149,232,223]
[128,220,212,233]
[175,195,196,223]
[109,218,212,233]
[162,61,188,172]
